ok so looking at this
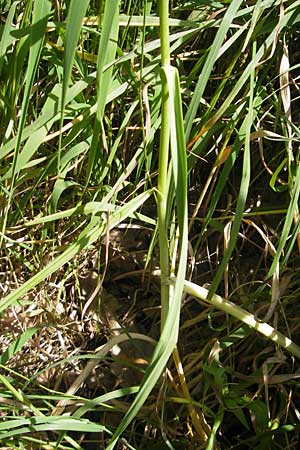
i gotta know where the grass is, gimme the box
[1,0,300,448]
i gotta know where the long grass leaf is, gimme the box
[2,0,51,235]
[207,44,256,299]
[86,0,120,183]
[185,0,244,140]
[62,0,90,111]
[268,163,300,276]
[0,327,38,365]
[0,1,17,76]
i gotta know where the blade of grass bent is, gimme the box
[268,162,300,277]
[82,14,195,28]
[0,190,153,314]
[0,327,39,365]
[0,417,107,439]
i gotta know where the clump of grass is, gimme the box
[1,0,300,449]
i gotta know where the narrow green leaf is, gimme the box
[51,179,80,210]
[269,158,288,192]
[86,0,120,182]
[268,162,300,276]
[62,0,90,110]
[207,46,256,299]
[2,0,51,235]
[0,327,38,365]
[0,417,108,439]
[185,0,244,140]
[0,1,18,76]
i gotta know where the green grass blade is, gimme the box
[0,327,38,365]
[185,0,244,141]
[268,163,300,277]
[57,0,90,180]
[0,1,17,76]
[207,44,256,299]
[86,0,120,183]
[62,0,90,111]
[0,417,108,439]
[2,0,51,236]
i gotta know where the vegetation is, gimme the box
[1,0,300,448]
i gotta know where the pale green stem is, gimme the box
[158,0,170,67]
[158,0,171,329]
[158,72,170,329]
[179,279,300,360]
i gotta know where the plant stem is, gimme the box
[181,278,300,360]
[157,0,170,329]
[158,0,170,67]
[158,0,171,328]
[157,76,170,329]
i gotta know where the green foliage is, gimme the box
[1,0,300,449]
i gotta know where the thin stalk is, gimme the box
[159,0,170,67]
[158,0,171,328]
[158,75,170,329]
